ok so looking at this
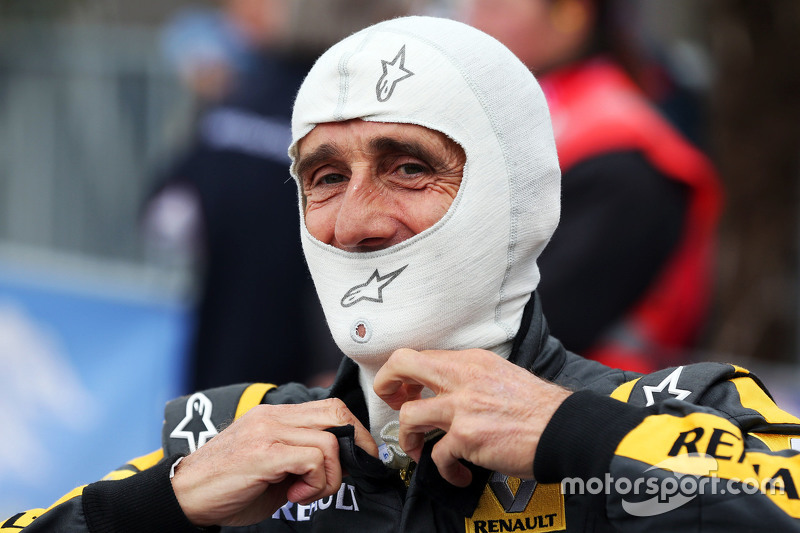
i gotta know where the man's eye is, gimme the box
[319,173,347,185]
[398,163,426,175]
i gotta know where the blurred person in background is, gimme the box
[160,6,251,106]
[460,0,723,373]
[143,0,417,390]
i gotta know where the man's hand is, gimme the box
[373,348,571,487]
[170,398,378,528]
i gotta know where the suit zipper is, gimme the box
[399,460,416,488]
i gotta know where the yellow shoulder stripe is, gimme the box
[1,509,47,529]
[610,377,641,403]
[615,412,739,469]
[127,448,165,471]
[1,485,88,528]
[49,485,87,509]
[753,432,797,452]
[2,450,166,528]
[101,449,164,481]
[733,376,800,425]
[731,364,751,375]
[102,470,138,481]
[617,412,800,517]
[235,383,277,420]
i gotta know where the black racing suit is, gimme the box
[5,293,800,531]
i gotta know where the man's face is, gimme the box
[296,120,466,252]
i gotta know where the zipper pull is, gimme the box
[399,460,417,488]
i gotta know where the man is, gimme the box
[4,16,800,532]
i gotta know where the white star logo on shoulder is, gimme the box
[642,366,691,407]
[341,266,407,307]
[376,45,414,102]
[170,392,218,453]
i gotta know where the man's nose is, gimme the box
[333,170,396,251]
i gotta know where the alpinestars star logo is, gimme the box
[642,366,691,407]
[170,392,218,453]
[376,45,414,102]
[341,266,407,307]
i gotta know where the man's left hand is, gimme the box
[373,348,571,487]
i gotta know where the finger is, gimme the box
[265,430,342,494]
[374,349,447,408]
[274,446,336,504]
[399,426,434,463]
[430,433,473,488]
[265,399,361,431]
[351,419,380,458]
[398,397,453,461]
[307,398,379,458]
[250,399,379,458]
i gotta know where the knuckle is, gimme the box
[398,402,413,422]
[322,431,340,452]
[330,401,352,425]
[299,449,324,475]
[310,446,326,464]
[448,423,472,443]
[321,397,346,411]
[314,398,353,427]
[392,347,414,361]
[245,403,271,418]
[237,407,273,433]
[430,441,451,465]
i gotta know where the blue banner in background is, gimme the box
[0,265,190,517]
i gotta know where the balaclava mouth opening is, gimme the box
[288,16,561,462]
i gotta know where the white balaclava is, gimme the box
[289,16,560,456]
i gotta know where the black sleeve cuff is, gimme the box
[82,453,220,533]
[533,390,649,483]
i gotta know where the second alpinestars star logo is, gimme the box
[169,392,218,453]
[341,266,407,307]
[376,45,414,102]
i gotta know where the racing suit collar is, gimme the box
[325,290,568,516]
[511,291,568,382]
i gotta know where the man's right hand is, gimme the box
[170,398,378,528]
